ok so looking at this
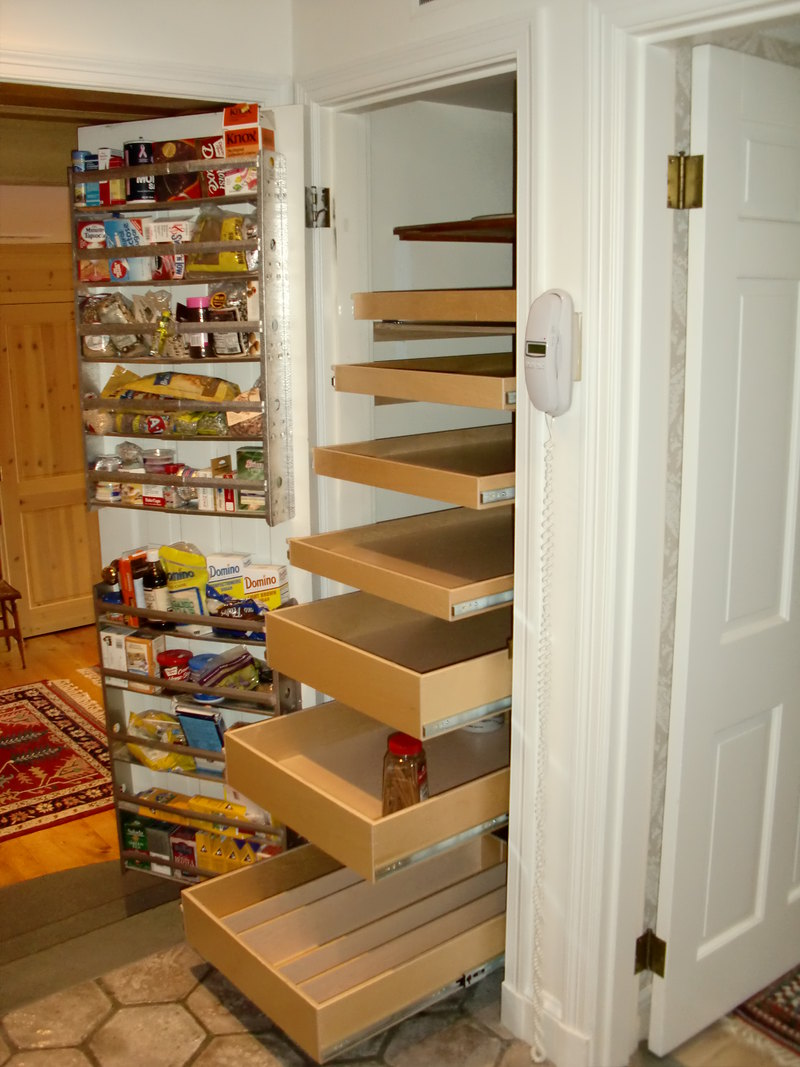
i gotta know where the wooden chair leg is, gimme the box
[11,601,25,668]
[0,600,11,653]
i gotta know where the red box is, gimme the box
[197,134,226,198]
[170,826,199,881]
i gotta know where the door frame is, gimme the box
[588,3,800,1065]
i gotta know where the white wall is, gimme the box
[0,0,294,101]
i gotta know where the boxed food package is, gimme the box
[212,455,236,513]
[120,812,150,870]
[77,221,110,283]
[104,217,153,282]
[143,820,174,876]
[197,133,226,198]
[206,552,252,600]
[143,217,190,280]
[99,624,133,687]
[124,630,166,693]
[243,563,289,611]
[170,826,199,880]
[97,146,125,206]
[223,103,275,158]
[153,138,200,201]
[235,446,265,512]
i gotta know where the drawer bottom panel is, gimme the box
[182,836,507,1063]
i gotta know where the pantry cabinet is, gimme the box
[183,210,517,1059]
[69,113,308,885]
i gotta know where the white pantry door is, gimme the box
[649,44,800,1055]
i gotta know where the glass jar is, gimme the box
[94,455,122,503]
[381,732,430,816]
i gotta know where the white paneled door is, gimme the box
[649,44,800,1054]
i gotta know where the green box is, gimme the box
[236,446,265,512]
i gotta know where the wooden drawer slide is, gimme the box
[225,700,510,880]
[313,425,515,509]
[182,836,507,1063]
[352,288,515,324]
[288,507,514,621]
[265,592,513,737]
[332,352,516,410]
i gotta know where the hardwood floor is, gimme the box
[0,624,120,887]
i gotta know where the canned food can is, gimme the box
[124,139,156,203]
[71,149,91,205]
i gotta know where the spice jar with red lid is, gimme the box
[381,731,430,816]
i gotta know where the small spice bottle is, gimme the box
[382,732,430,816]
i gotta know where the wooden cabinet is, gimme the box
[287,507,514,620]
[183,836,507,1064]
[184,216,516,1060]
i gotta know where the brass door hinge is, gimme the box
[667,152,703,210]
[635,928,667,977]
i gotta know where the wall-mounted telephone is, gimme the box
[524,289,574,416]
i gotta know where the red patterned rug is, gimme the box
[0,681,112,841]
[734,964,800,1057]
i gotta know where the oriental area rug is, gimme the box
[0,681,112,841]
[732,964,800,1061]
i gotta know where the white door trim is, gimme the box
[586,2,800,1065]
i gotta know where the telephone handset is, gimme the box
[524,289,574,416]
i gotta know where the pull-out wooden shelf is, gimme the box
[353,288,515,324]
[265,592,512,737]
[182,836,507,1064]
[373,322,515,341]
[225,700,510,881]
[392,214,515,243]
[332,352,516,410]
[288,508,514,621]
[313,424,515,509]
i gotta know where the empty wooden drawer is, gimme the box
[182,835,507,1064]
[265,592,513,737]
[352,288,515,324]
[332,352,516,410]
[313,424,515,509]
[225,700,510,880]
[288,507,514,621]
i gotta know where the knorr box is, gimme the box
[243,564,288,611]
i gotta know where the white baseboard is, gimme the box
[502,981,592,1067]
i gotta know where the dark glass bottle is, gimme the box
[142,547,171,629]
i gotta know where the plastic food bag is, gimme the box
[187,207,249,273]
[126,710,195,772]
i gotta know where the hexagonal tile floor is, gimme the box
[0,941,787,1067]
